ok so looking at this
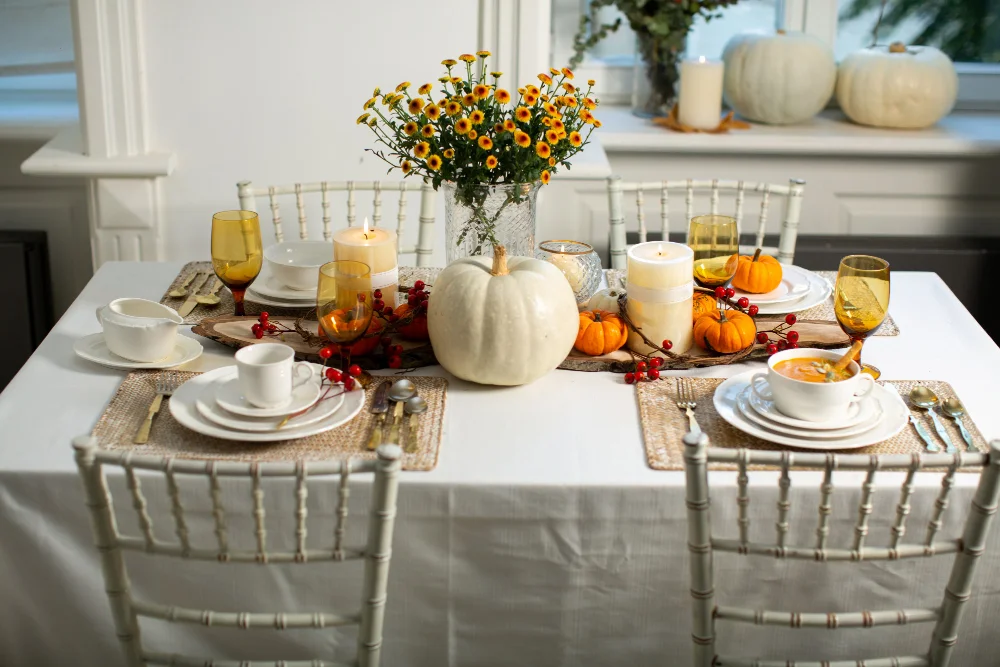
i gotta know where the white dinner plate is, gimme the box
[713,370,908,451]
[747,376,879,430]
[169,364,365,442]
[245,288,315,309]
[753,269,833,315]
[74,333,203,370]
[732,264,812,305]
[197,382,344,432]
[736,387,882,439]
[250,268,318,301]
[214,371,322,417]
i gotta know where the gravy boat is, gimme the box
[96,298,183,362]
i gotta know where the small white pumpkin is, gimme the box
[586,287,623,314]
[427,245,578,386]
[837,42,957,130]
[722,30,836,125]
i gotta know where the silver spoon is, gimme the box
[386,379,415,446]
[168,271,202,298]
[941,398,976,451]
[403,395,428,453]
[909,386,956,454]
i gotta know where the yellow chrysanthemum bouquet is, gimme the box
[359,51,601,257]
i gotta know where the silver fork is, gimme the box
[676,378,701,434]
[133,375,181,444]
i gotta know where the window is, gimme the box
[0,0,76,94]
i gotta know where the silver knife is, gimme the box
[925,406,956,455]
[366,381,390,451]
[178,273,210,317]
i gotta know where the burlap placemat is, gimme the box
[605,268,899,337]
[637,378,987,471]
[91,370,446,470]
[161,262,445,325]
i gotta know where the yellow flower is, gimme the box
[463,93,477,106]
[535,141,550,158]
[552,119,565,131]
[581,110,594,123]
[395,81,411,92]
[403,122,418,136]
[587,79,596,86]
[408,98,425,114]
[401,160,412,174]
[425,104,441,120]
[446,101,462,116]
[569,131,583,147]
[455,117,472,134]
[503,119,516,131]
[538,73,553,85]
[356,113,370,125]
[451,76,462,84]
[442,59,458,67]
[468,129,478,140]
[470,110,485,125]
[515,106,531,122]
[583,98,597,110]
[542,117,552,127]
[373,87,381,97]
[544,102,558,116]
[562,67,575,79]
[549,67,560,76]
[565,96,578,108]
[477,50,491,58]
[557,128,567,139]
[459,54,476,63]
[473,84,490,99]
[546,129,560,143]
[517,87,526,95]
[414,142,430,158]
[562,82,576,93]
[419,83,433,95]
[541,170,551,184]
[427,154,442,170]
[438,76,451,83]
[541,93,550,102]
[494,123,504,133]
[526,85,540,95]
[594,119,602,128]
[548,157,556,167]
[524,93,538,105]
[478,135,493,150]
[443,148,455,159]
[363,98,376,109]
[421,124,435,138]
[486,155,498,169]
[368,118,377,127]
[514,130,531,148]
[490,71,503,78]
[495,89,511,104]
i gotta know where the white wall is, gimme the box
[141,0,479,267]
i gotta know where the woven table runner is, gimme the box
[92,371,446,470]
[637,378,987,471]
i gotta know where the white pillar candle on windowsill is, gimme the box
[332,217,399,308]
[626,242,693,355]
[678,56,725,130]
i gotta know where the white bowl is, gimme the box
[263,241,330,291]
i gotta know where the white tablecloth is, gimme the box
[2,262,999,666]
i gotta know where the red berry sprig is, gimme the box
[756,312,800,356]
[250,311,296,340]
[623,344,668,383]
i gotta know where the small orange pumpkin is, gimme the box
[731,248,783,294]
[692,292,717,322]
[575,310,629,356]
[693,310,756,354]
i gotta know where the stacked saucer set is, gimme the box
[712,348,908,450]
[246,242,328,309]
[169,343,364,443]
[731,264,831,315]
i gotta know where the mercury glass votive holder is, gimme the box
[536,240,603,307]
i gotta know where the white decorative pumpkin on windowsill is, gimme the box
[427,245,578,386]
[722,29,836,125]
[836,42,958,130]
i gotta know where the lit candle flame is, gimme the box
[363,216,370,240]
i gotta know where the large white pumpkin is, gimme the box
[427,246,578,386]
[722,30,836,125]
[837,42,957,130]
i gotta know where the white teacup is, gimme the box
[751,348,876,423]
[96,298,183,362]
[235,343,314,409]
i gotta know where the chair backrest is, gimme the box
[606,177,806,270]
[73,435,402,667]
[237,179,437,267]
[683,431,1000,667]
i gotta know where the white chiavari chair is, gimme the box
[606,177,806,270]
[683,431,1000,667]
[237,179,436,267]
[73,436,402,667]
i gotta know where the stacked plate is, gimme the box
[731,265,831,315]
[713,370,908,450]
[246,266,317,309]
[168,364,365,443]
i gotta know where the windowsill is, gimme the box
[599,106,1000,158]
[0,75,78,141]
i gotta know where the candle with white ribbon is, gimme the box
[332,217,399,308]
[626,241,693,355]
[677,56,724,130]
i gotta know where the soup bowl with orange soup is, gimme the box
[751,348,876,423]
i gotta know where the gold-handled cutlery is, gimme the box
[675,378,700,433]
[134,376,179,444]
[403,395,428,453]
[365,381,390,450]
[909,386,956,454]
[942,397,976,451]
[386,379,416,446]
[168,272,200,298]
[195,278,224,305]
[177,273,211,317]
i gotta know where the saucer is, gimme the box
[214,372,322,417]
[74,333,203,370]
[250,271,318,301]
[197,385,344,431]
[753,269,833,315]
[747,377,878,430]
[736,387,882,439]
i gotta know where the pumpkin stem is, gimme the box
[751,247,762,263]
[491,244,509,277]
[889,41,907,53]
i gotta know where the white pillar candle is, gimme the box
[626,241,693,355]
[678,56,724,130]
[332,217,399,308]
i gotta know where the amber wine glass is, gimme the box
[688,214,739,289]
[211,211,263,316]
[317,260,373,370]
[834,255,890,379]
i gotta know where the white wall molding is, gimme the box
[478,0,551,86]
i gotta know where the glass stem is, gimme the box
[232,289,246,317]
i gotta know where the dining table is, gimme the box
[1,260,999,667]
